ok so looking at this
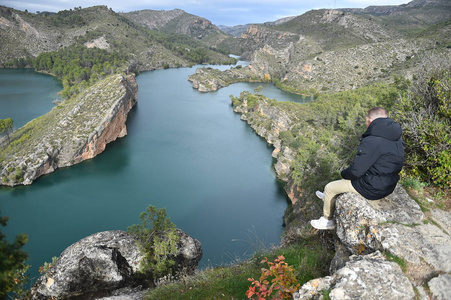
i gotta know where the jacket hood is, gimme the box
[363,117,402,141]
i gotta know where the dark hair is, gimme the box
[367,107,388,119]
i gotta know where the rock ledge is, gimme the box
[294,186,451,300]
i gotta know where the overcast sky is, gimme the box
[2,0,411,26]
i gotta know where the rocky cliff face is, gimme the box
[192,21,445,94]
[0,74,137,186]
[232,93,325,237]
[120,9,229,46]
[232,94,299,185]
[30,229,202,299]
[294,188,451,300]
[189,1,451,94]
[232,93,451,299]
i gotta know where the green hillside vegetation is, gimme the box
[32,45,128,98]
[349,1,451,37]
[272,10,393,51]
[144,29,234,65]
[232,82,399,198]
[0,5,235,70]
[231,57,450,205]
[393,58,451,189]
[145,236,332,299]
[412,19,451,48]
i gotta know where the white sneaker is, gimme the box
[310,217,335,230]
[316,191,325,200]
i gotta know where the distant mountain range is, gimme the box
[1,0,450,92]
[190,0,451,93]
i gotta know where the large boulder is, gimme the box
[334,185,424,254]
[30,229,202,299]
[294,251,415,300]
[296,185,451,299]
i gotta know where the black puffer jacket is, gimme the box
[341,117,404,200]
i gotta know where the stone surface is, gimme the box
[31,231,143,299]
[30,229,202,299]
[295,186,451,299]
[294,251,415,300]
[428,274,451,300]
[96,287,147,300]
[334,187,451,282]
[335,185,425,254]
[294,276,333,300]
[172,228,203,276]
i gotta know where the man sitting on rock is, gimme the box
[311,107,404,230]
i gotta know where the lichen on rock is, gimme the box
[30,229,202,299]
[295,187,451,300]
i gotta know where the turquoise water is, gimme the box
[0,68,62,128]
[0,66,300,284]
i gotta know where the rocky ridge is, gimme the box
[191,19,447,94]
[0,6,77,59]
[189,0,451,94]
[30,229,202,299]
[0,5,233,71]
[0,74,137,186]
[119,9,186,31]
[120,9,228,44]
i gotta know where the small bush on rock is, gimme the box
[127,205,180,279]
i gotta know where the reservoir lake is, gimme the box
[0,65,306,283]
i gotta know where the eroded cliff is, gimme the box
[0,74,137,186]
[232,91,451,299]
[233,93,451,300]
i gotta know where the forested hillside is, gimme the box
[0,5,235,71]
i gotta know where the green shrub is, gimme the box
[127,205,180,279]
[393,61,451,187]
[144,239,332,300]
[0,213,29,298]
[279,131,295,145]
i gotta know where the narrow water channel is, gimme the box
[0,65,302,283]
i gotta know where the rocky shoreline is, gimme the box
[0,74,138,186]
